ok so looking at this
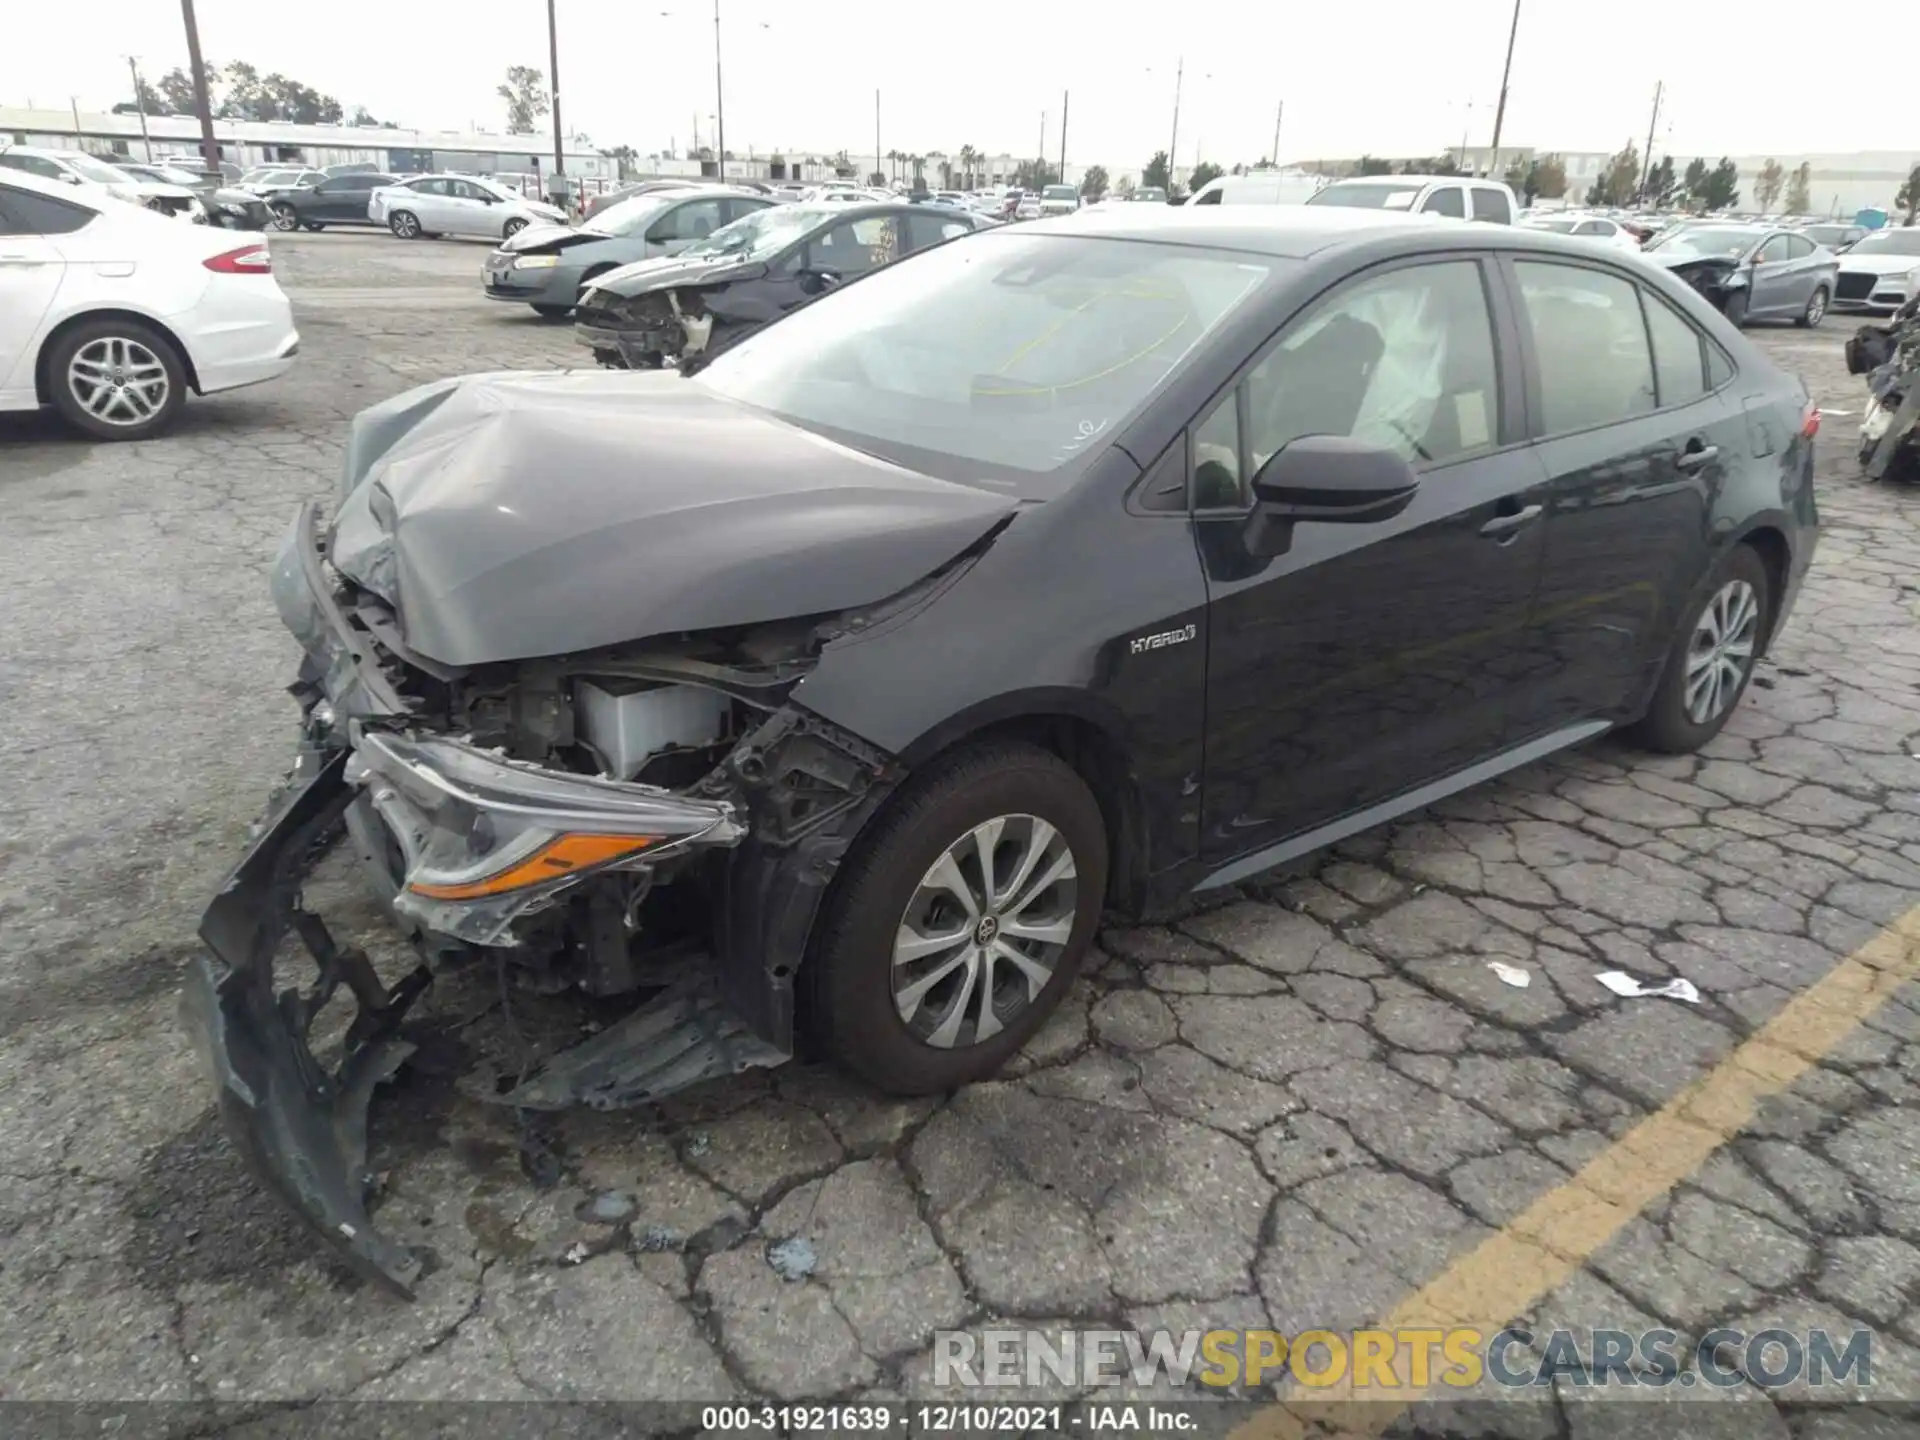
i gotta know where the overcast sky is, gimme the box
[4,0,1912,172]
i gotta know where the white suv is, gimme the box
[1307,174,1517,225]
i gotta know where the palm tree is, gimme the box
[959,144,977,189]
[886,148,903,183]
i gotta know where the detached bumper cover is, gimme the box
[181,748,432,1295]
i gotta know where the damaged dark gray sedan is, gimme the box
[186,208,1817,1296]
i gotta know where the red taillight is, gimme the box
[1801,404,1820,439]
[204,244,272,274]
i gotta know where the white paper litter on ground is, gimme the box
[1595,970,1701,1003]
[1487,961,1531,988]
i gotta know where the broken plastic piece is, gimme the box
[767,1236,817,1282]
[1487,961,1531,988]
[1595,971,1701,1004]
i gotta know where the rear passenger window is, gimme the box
[1244,259,1500,475]
[1514,261,1656,434]
[1470,187,1509,223]
[1786,235,1815,260]
[1422,187,1465,219]
[0,184,96,234]
[1641,292,1707,408]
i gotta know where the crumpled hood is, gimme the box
[496,220,584,254]
[327,370,1019,666]
[590,250,762,297]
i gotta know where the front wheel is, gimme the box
[503,217,529,238]
[269,203,299,232]
[1626,545,1772,754]
[1798,286,1829,328]
[301,221,327,232]
[806,743,1107,1094]
[388,209,422,239]
[530,303,571,319]
[1721,290,1749,327]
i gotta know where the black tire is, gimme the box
[1797,286,1828,328]
[1721,290,1749,328]
[44,317,189,442]
[503,217,529,238]
[388,209,421,239]
[530,303,571,319]
[268,203,298,232]
[805,742,1108,1095]
[300,221,326,232]
[1626,544,1772,754]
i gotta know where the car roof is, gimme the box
[1321,174,1505,188]
[0,165,102,200]
[1020,204,1651,263]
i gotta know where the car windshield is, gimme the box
[1043,186,1077,201]
[56,153,135,185]
[583,193,676,237]
[699,232,1278,491]
[1307,182,1422,211]
[1645,226,1765,258]
[1132,188,1167,202]
[1525,218,1580,233]
[680,204,825,260]
[1849,229,1920,257]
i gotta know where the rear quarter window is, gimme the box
[0,184,96,235]
[1470,187,1511,223]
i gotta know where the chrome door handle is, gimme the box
[1676,445,1719,472]
[1479,504,1543,538]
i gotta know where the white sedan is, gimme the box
[367,174,568,241]
[0,168,298,440]
[1521,213,1644,254]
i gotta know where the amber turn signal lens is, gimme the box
[409,832,657,901]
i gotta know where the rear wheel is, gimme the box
[806,743,1107,1095]
[1626,544,1771,754]
[300,221,327,232]
[388,209,421,239]
[1798,286,1828,328]
[530,303,571,319]
[46,318,188,442]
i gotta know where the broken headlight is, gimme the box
[347,730,745,944]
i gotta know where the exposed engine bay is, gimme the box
[1663,256,1745,315]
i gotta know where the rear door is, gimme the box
[399,178,451,229]
[1198,254,1556,861]
[1503,254,1742,726]
[0,184,80,406]
[1782,233,1823,311]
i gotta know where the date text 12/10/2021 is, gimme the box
[700,1406,1200,1432]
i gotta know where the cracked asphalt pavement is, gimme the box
[6,231,1920,1436]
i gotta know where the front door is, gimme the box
[1198,255,1553,864]
[1504,255,1738,723]
[1746,234,1798,318]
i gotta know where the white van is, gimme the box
[1188,171,1325,206]
[1306,174,1518,225]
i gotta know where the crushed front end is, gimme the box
[184,500,895,1294]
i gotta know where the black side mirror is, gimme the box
[1244,435,1420,555]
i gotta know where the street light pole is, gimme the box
[712,0,726,182]
[547,0,565,184]
[1168,56,1183,183]
[1637,80,1664,203]
[177,0,220,173]
[1485,0,1521,181]
[1270,98,1283,167]
[874,88,880,186]
[1059,90,1068,180]
[127,56,153,161]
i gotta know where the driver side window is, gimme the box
[1755,235,1790,263]
[1191,260,1501,508]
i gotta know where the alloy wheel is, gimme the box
[269,204,298,231]
[1807,289,1827,325]
[66,336,170,429]
[1684,578,1760,725]
[503,217,528,238]
[891,814,1077,1049]
[391,211,419,238]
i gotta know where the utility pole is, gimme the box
[1271,99,1283,167]
[126,57,153,161]
[1637,80,1664,204]
[547,0,565,185]
[1168,56,1183,186]
[1038,110,1046,178]
[178,0,220,173]
[712,0,726,182]
[1485,0,1521,182]
[874,89,880,186]
[1059,90,1068,180]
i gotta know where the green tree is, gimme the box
[1354,154,1394,176]
[1142,150,1172,192]
[1189,160,1224,193]
[1682,157,1710,208]
[119,75,170,115]
[1584,141,1640,208]
[1753,158,1785,212]
[1642,155,1675,205]
[868,170,885,186]
[1779,160,1810,214]
[497,65,549,135]
[156,66,202,114]
[1707,157,1744,212]
[1532,153,1568,200]
[1079,163,1110,201]
[1897,164,1920,226]
[1013,158,1059,190]
[601,144,637,180]
[1503,154,1528,191]
[1115,173,1137,198]
[958,145,978,189]
[349,104,380,126]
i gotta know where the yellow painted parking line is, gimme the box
[1233,905,1920,1440]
